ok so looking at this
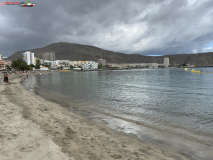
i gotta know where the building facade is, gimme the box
[113,63,158,68]
[98,59,106,66]
[56,60,70,66]
[148,63,158,68]
[43,60,57,67]
[22,51,35,65]
[42,60,70,68]
[82,61,98,70]
[34,57,37,65]
[164,57,169,68]
[70,61,90,67]
[0,60,12,70]
[0,55,2,60]
[41,52,55,61]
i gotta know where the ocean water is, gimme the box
[23,68,213,146]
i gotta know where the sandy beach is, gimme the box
[0,74,211,160]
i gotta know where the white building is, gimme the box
[56,60,70,66]
[98,59,106,65]
[22,51,35,65]
[0,55,3,60]
[33,66,49,71]
[148,63,158,68]
[43,60,70,68]
[164,57,169,68]
[44,60,57,66]
[82,61,98,70]
[70,61,90,67]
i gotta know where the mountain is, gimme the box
[6,42,213,67]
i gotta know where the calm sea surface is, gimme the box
[23,68,213,145]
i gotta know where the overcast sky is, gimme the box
[1,0,213,57]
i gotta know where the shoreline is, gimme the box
[0,76,212,159]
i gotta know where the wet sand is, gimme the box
[0,75,212,160]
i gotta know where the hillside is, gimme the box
[6,42,213,67]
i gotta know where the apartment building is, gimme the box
[98,59,106,65]
[0,60,12,70]
[41,52,55,61]
[82,61,98,70]
[22,51,35,65]
[164,57,169,68]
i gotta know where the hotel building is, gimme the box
[82,61,98,70]
[22,51,35,65]
[164,57,169,68]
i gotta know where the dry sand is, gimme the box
[0,74,209,160]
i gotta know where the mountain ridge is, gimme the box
[6,42,213,67]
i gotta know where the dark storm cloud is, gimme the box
[0,0,213,57]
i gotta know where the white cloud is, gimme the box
[203,47,212,51]
[192,49,197,53]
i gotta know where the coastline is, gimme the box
[0,75,212,159]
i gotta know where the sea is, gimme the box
[22,68,213,153]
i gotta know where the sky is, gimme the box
[0,0,213,57]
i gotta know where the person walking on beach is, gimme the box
[4,72,8,85]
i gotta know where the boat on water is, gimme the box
[58,70,71,72]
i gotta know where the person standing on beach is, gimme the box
[4,72,8,85]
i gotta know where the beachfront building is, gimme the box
[148,63,158,68]
[186,64,196,67]
[44,60,57,67]
[112,63,158,68]
[164,57,169,68]
[70,61,90,67]
[82,61,98,70]
[56,60,70,67]
[70,61,77,67]
[41,60,70,69]
[22,51,35,65]
[98,59,106,66]
[38,59,44,64]
[0,55,2,60]
[34,57,37,65]
[0,60,12,70]
[33,65,49,71]
[107,63,117,67]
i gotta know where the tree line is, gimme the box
[11,58,40,71]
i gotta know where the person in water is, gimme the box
[4,72,8,85]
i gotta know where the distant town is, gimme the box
[0,51,192,71]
